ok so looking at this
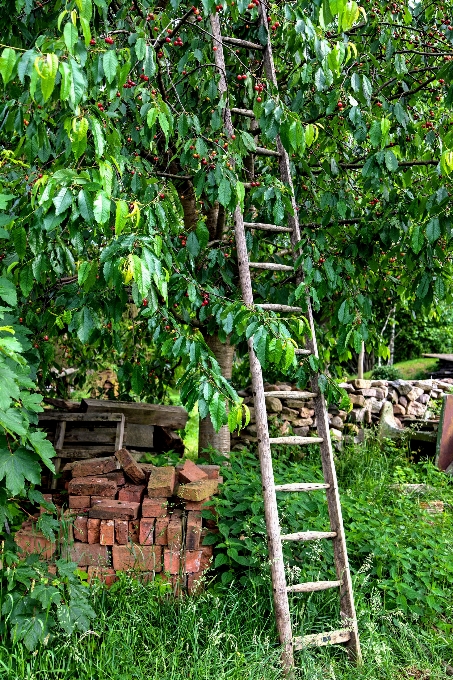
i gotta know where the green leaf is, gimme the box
[361,74,372,106]
[93,191,111,224]
[12,227,27,261]
[411,225,423,254]
[186,232,200,257]
[426,218,440,244]
[385,150,398,172]
[218,178,231,207]
[68,58,86,106]
[20,266,34,297]
[59,61,72,101]
[115,200,129,235]
[63,22,79,54]
[416,273,430,299]
[77,261,91,286]
[103,49,118,84]
[90,117,105,157]
[28,431,55,469]
[0,446,41,496]
[143,45,156,78]
[196,221,209,249]
[78,189,94,223]
[53,187,73,215]
[35,54,59,102]
[209,392,227,432]
[369,120,381,147]
[0,276,17,307]
[0,194,14,209]
[0,47,19,85]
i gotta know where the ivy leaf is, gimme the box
[103,50,118,84]
[0,445,41,496]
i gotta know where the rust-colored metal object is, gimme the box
[436,395,453,471]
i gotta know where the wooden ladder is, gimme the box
[209,8,361,672]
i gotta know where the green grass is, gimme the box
[364,357,439,380]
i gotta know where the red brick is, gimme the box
[167,513,182,549]
[187,571,204,594]
[68,542,109,567]
[164,548,181,574]
[115,520,128,545]
[154,516,170,545]
[69,495,91,510]
[177,479,218,502]
[89,499,140,520]
[72,457,118,478]
[139,518,155,545]
[14,529,56,560]
[178,459,208,484]
[200,544,213,572]
[184,550,202,573]
[106,471,126,485]
[118,484,145,503]
[87,518,101,544]
[87,566,117,587]
[74,516,88,542]
[68,477,117,498]
[91,496,107,506]
[128,520,140,543]
[100,519,115,545]
[112,545,162,572]
[147,467,176,497]
[197,464,220,480]
[183,497,213,511]
[142,497,167,517]
[186,511,202,551]
[115,448,146,484]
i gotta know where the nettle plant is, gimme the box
[1,0,453,504]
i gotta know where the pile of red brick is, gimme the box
[15,449,220,594]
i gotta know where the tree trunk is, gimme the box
[198,334,234,457]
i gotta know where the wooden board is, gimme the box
[81,398,188,429]
[39,412,124,422]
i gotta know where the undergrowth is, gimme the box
[1,432,453,679]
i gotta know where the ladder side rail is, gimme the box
[210,12,294,672]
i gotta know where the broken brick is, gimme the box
[183,497,212,511]
[142,497,168,518]
[139,518,155,545]
[89,499,140,520]
[100,519,115,545]
[177,478,218,502]
[71,457,118,478]
[106,471,126,486]
[147,466,176,497]
[167,511,182,549]
[185,511,202,551]
[74,516,88,542]
[115,520,128,545]
[115,448,146,484]
[112,545,162,572]
[87,518,101,544]
[68,477,117,498]
[178,459,208,484]
[163,548,181,575]
[69,495,91,510]
[14,529,56,560]
[154,516,170,545]
[128,520,140,543]
[68,542,109,567]
[118,484,146,504]
[184,550,202,573]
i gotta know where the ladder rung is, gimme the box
[264,391,317,398]
[275,483,330,492]
[295,349,311,355]
[250,262,294,271]
[294,629,351,650]
[244,222,292,233]
[231,107,255,118]
[255,146,280,157]
[223,36,265,50]
[281,531,337,541]
[269,436,323,446]
[258,304,302,312]
[287,580,341,594]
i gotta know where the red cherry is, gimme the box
[257,96,262,102]
[105,36,114,44]
[159,193,165,199]
[90,38,96,46]
[43,335,49,341]
[143,299,148,306]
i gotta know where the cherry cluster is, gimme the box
[201,292,210,307]
[178,234,187,247]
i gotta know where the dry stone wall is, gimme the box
[231,378,452,449]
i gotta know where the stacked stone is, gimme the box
[232,378,450,449]
[14,452,219,594]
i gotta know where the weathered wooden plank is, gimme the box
[39,412,124,422]
[281,531,336,541]
[287,580,341,594]
[269,436,323,445]
[81,399,188,428]
[55,446,116,459]
[275,483,329,492]
[294,629,351,650]
[124,424,154,449]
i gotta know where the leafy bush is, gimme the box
[0,547,96,650]
[371,365,402,380]
[207,435,453,625]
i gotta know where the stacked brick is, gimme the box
[15,450,219,594]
